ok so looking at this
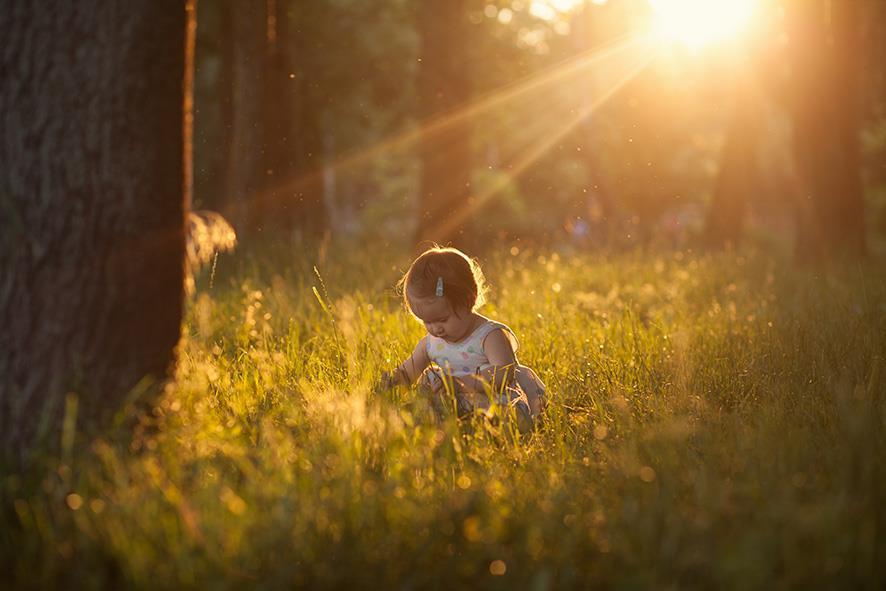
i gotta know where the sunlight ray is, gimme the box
[433,50,656,240]
[249,31,655,219]
[333,33,645,167]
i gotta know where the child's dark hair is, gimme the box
[399,247,488,315]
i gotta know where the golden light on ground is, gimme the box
[649,0,757,49]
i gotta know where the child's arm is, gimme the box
[455,329,517,394]
[380,336,430,388]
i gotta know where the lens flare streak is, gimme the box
[250,31,657,226]
[435,48,656,239]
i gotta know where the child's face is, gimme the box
[408,294,475,343]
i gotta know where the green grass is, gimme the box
[3,247,886,589]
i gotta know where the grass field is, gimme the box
[3,247,885,589]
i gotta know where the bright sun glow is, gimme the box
[529,0,583,22]
[649,0,757,49]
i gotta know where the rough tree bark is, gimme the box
[415,0,473,248]
[0,1,188,462]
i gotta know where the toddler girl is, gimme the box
[381,247,546,430]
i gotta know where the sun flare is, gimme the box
[649,0,758,49]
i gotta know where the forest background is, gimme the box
[189,0,886,256]
[1,0,885,588]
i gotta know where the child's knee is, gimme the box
[512,398,533,433]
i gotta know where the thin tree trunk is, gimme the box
[221,1,326,243]
[260,0,295,235]
[415,0,473,248]
[705,66,760,248]
[228,0,267,239]
[0,1,188,462]
[290,3,334,242]
[788,0,866,261]
[185,0,197,209]
[218,0,237,219]
[577,3,619,248]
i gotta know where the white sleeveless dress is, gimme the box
[424,319,546,419]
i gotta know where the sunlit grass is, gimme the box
[2,246,885,588]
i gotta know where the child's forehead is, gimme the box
[409,295,450,319]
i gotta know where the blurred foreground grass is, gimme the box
[3,247,885,589]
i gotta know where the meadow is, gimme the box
[3,246,885,589]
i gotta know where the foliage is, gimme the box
[2,247,885,588]
[193,0,419,216]
[190,0,885,248]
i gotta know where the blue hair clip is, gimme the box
[435,277,444,297]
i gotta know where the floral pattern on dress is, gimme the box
[426,319,518,377]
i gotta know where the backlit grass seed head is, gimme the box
[185,210,237,294]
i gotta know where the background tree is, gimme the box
[415,0,474,247]
[187,0,884,254]
[704,63,761,248]
[0,1,189,462]
[195,0,415,245]
[787,0,867,260]
[200,0,268,236]
[260,0,327,241]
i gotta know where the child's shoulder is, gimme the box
[476,314,513,331]
[475,316,519,350]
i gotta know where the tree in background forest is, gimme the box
[704,0,871,257]
[703,59,761,248]
[188,0,883,254]
[211,0,325,241]
[416,0,474,247]
[0,1,189,462]
[787,0,867,260]
[196,0,416,244]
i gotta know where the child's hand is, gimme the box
[378,371,395,391]
[378,368,406,390]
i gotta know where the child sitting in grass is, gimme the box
[381,246,546,430]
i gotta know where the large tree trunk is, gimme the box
[0,1,188,462]
[415,0,473,248]
[788,0,866,261]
